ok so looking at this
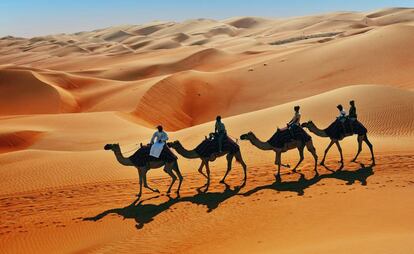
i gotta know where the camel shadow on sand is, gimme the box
[83,183,243,229]
[243,163,374,197]
[84,163,374,229]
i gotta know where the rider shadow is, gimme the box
[83,183,243,229]
[242,163,374,197]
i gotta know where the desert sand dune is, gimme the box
[127,21,176,36]
[0,130,43,153]
[0,69,80,115]
[1,7,414,254]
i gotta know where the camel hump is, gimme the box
[129,144,177,167]
[195,136,239,157]
[326,118,367,139]
[267,126,311,148]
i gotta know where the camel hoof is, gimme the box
[219,179,225,184]
[275,174,281,182]
[319,162,325,166]
[154,189,160,193]
[241,181,246,188]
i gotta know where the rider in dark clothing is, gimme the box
[215,115,227,153]
[287,106,301,137]
[348,100,357,121]
[337,104,347,137]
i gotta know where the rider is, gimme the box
[215,115,227,153]
[288,105,301,126]
[287,105,301,137]
[337,104,347,136]
[150,125,169,144]
[348,100,357,121]
[337,104,347,122]
[149,125,169,158]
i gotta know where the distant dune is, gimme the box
[0,8,414,254]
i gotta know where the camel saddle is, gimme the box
[194,136,240,157]
[267,125,311,148]
[129,144,177,167]
[325,118,367,140]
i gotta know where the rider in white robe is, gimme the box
[150,126,169,158]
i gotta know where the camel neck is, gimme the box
[247,134,274,150]
[113,146,133,166]
[173,143,200,159]
[308,123,328,137]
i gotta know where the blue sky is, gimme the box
[1,0,412,37]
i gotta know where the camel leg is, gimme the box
[142,168,160,193]
[321,140,335,165]
[173,162,183,195]
[163,164,177,194]
[364,135,375,165]
[220,153,234,183]
[292,146,304,173]
[306,141,318,175]
[197,161,207,179]
[235,151,248,185]
[275,151,282,181]
[335,141,344,169]
[351,135,364,162]
[136,167,143,198]
[204,160,211,192]
[274,153,290,168]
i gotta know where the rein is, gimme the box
[119,143,140,156]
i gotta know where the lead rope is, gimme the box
[119,143,140,156]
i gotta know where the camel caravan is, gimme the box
[104,100,375,199]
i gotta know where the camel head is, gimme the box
[167,140,181,149]
[104,143,120,151]
[301,120,313,129]
[240,131,254,140]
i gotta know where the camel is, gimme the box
[301,120,375,167]
[104,144,183,199]
[168,140,247,191]
[239,131,318,180]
